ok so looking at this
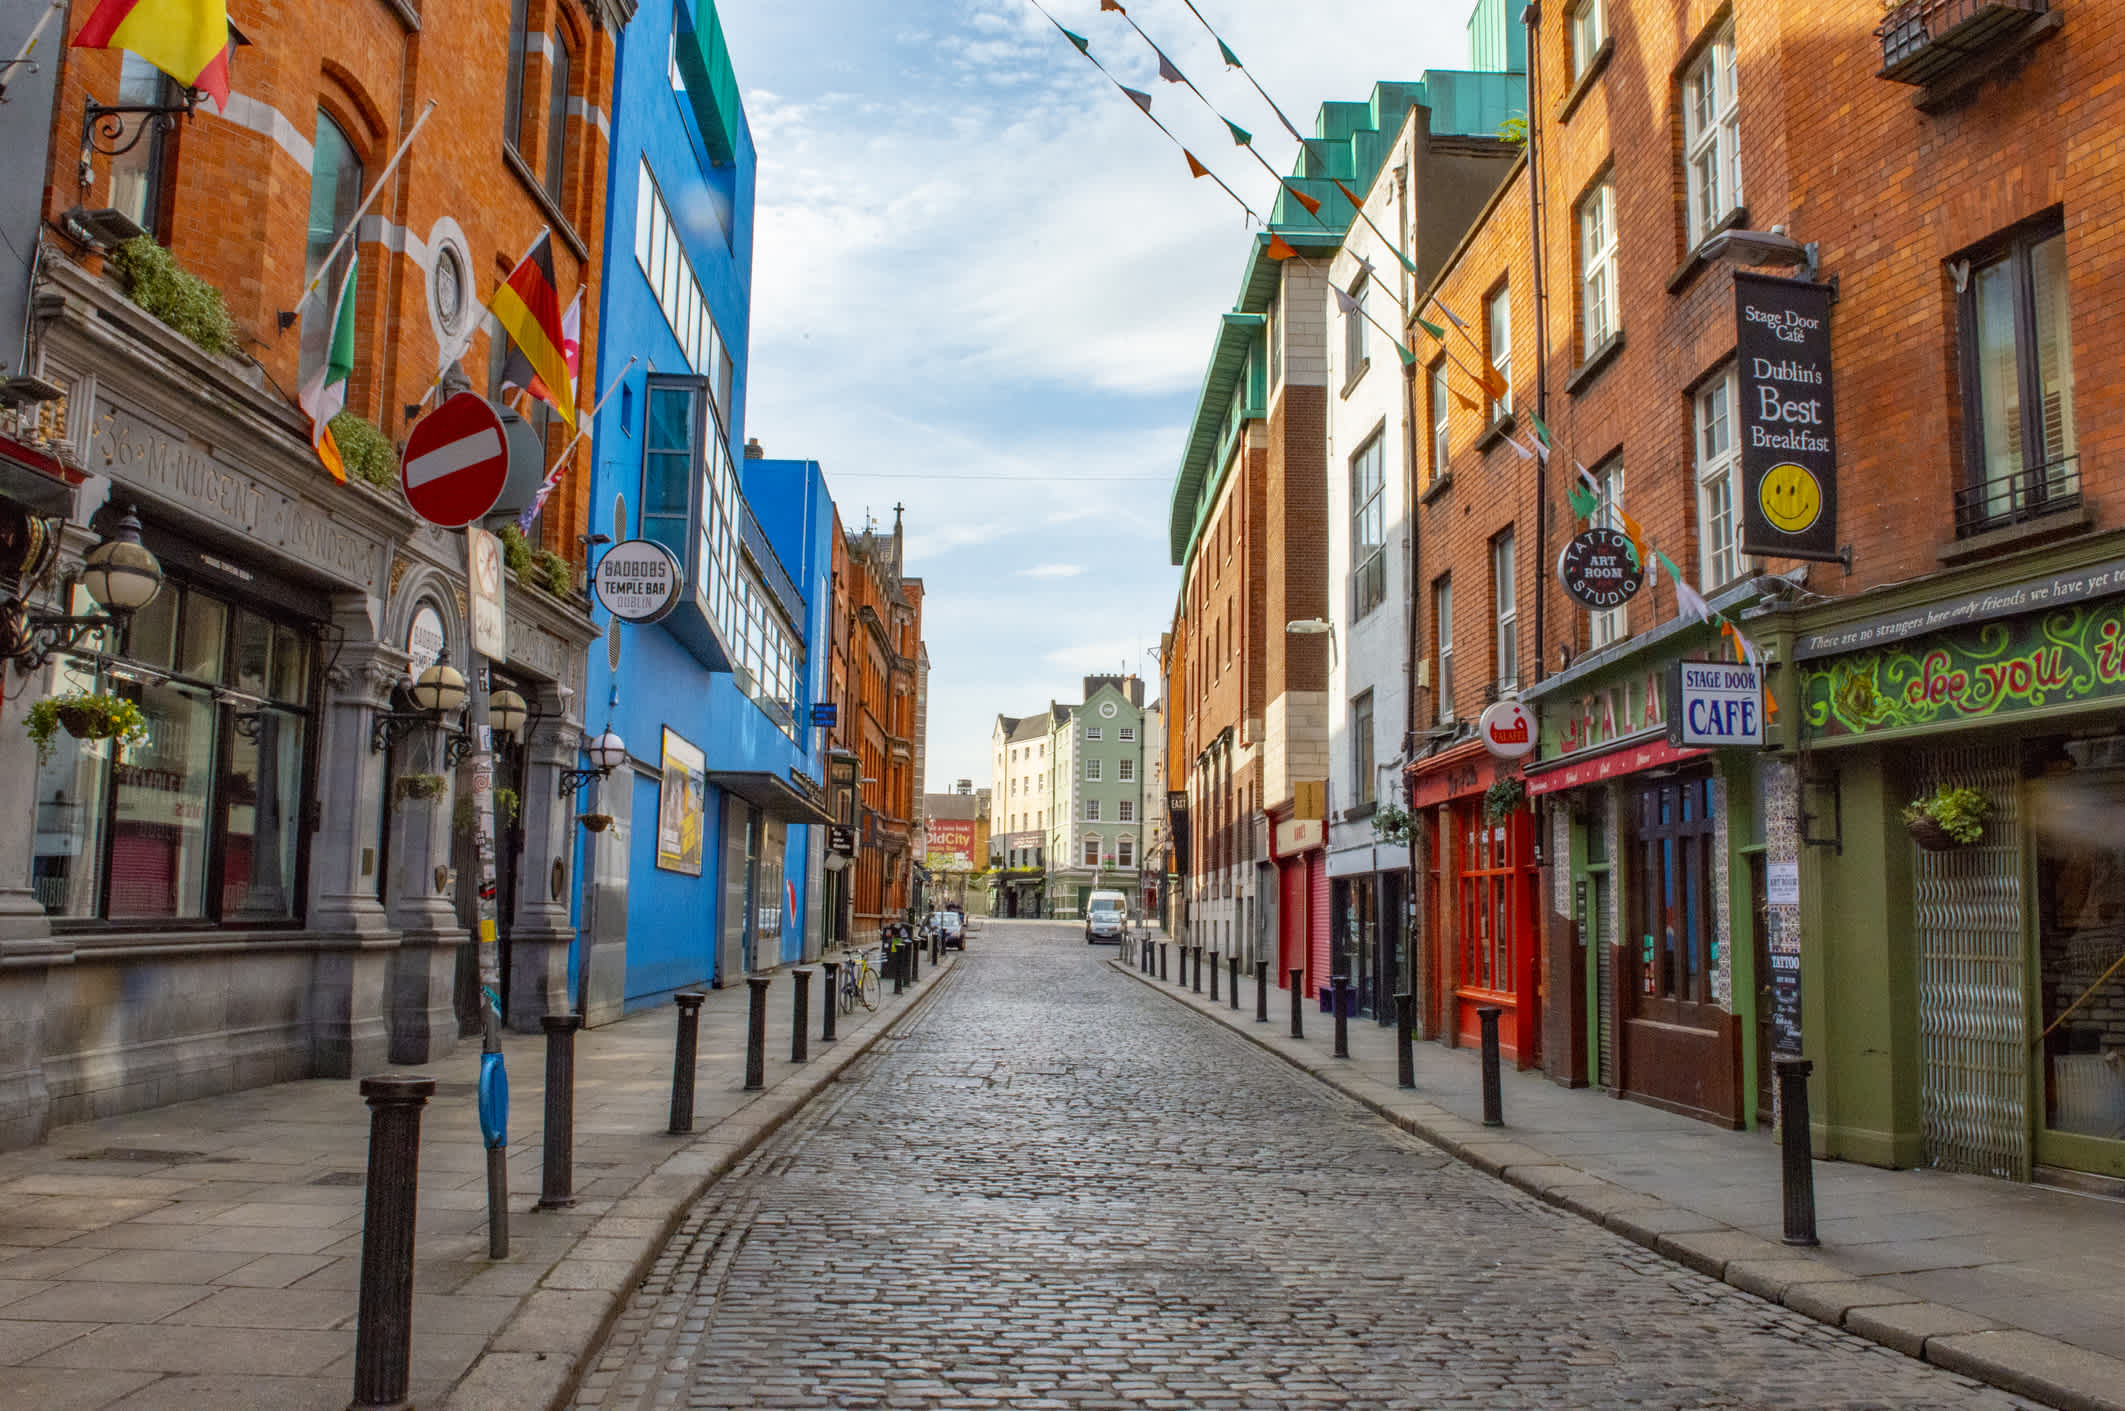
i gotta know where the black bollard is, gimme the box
[1192,946,1203,994]
[1229,955,1240,1011]
[1160,942,1170,981]
[892,940,905,996]
[1332,976,1350,1059]
[1774,1056,1819,1246]
[1256,961,1269,1022]
[349,1075,435,1411]
[536,1014,584,1210]
[1209,948,1220,1002]
[1477,1005,1504,1127]
[668,991,706,1134]
[1289,967,1305,1040]
[1396,992,1416,1089]
[744,977,770,1092]
[910,930,922,981]
[821,961,840,1042]
[791,969,812,1064]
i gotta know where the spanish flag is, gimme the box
[73,0,231,109]
[490,231,575,429]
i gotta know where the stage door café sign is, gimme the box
[1736,271,1840,564]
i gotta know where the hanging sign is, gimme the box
[400,393,510,528]
[812,701,839,730]
[1478,699,1536,759]
[1557,527,1645,611]
[591,538,683,624]
[1666,662,1764,747]
[1736,271,1840,563]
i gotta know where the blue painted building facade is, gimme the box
[576,0,831,1019]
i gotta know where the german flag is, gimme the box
[490,231,576,429]
[73,0,231,108]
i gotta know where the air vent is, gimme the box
[62,206,146,250]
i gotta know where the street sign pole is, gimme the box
[467,586,509,1261]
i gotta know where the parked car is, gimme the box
[928,910,966,950]
[1084,891,1129,944]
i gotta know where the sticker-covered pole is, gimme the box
[465,529,510,1261]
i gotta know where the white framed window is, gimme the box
[1350,433,1386,618]
[1085,759,1102,782]
[1083,835,1101,867]
[1119,800,1136,822]
[1086,726,1101,741]
[1569,0,1606,81]
[1117,838,1135,868]
[1486,283,1512,418]
[1695,368,1743,588]
[1119,726,1135,742]
[1344,275,1368,380]
[1493,530,1518,690]
[1683,25,1740,248]
[1085,799,1101,822]
[1119,758,1135,782]
[1590,462,1629,649]
[1579,178,1617,355]
[1429,362,1450,480]
[1433,576,1455,723]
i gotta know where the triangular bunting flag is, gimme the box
[1393,340,1416,369]
[1225,118,1252,146]
[1333,179,1365,212]
[1567,485,1598,521]
[1284,183,1321,217]
[1156,50,1185,84]
[1672,574,1713,624]
[1481,362,1511,402]
[1526,409,1553,448]
[1332,286,1361,316]
[1504,434,1535,462]
[1061,26,1090,53]
[1452,386,1481,413]
[1217,36,1242,67]
[1265,233,1298,261]
[1184,150,1209,179]
[1100,0,1126,9]
[1415,315,1448,342]
[1120,85,1153,114]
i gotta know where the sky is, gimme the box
[716,0,1478,793]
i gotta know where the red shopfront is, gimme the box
[1411,741,1538,1066]
[1270,809,1327,999]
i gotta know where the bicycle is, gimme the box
[837,946,883,1015]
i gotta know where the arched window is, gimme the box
[544,28,573,204]
[306,112,363,292]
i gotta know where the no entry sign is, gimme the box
[401,393,509,528]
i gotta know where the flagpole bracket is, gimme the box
[79,93,197,184]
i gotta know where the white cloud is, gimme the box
[1018,563,1083,578]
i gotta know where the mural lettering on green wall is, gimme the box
[1802,597,2125,738]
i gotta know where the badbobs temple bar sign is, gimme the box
[1735,271,1841,564]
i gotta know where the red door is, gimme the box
[1279,856,1308,993]
[1453,801,1538,1063]
[1308,851,1330,1002]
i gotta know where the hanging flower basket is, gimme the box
[26,692,150,766]
[1482,775,1528,825]
[393,772,447,805]
[1902,786,1989,850]
[578,812,614,833]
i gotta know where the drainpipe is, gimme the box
[1524,1,1551,687]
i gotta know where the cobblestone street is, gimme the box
[575,922,2042,1410]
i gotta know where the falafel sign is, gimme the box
[1735,271,1840,564]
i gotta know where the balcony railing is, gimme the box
[1877,0,2050,87]
[1952,457,2080,539]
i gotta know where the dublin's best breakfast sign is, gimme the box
[1735,271,1840,564]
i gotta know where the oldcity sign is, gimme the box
[1666,662,1765,748]
[592,538,683,624]
[1735,271,1840,562]
[400,393,510,528]
[1557,527,1645,610]
[406,602,446,680]
[1478,699,1536,759]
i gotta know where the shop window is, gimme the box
[2033,735,2125,1144]
[1958,217,2078,536]
[1631,774,1716,1008]
[31,580,314,926]
[1350,433,1385,619]
[1682,23,1740,249]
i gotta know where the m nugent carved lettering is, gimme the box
[92,405,383,589]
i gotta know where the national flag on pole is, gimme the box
[73,0,231,108]
[296,256,358,484]
[505,287,581,413]
[491,232,576,429]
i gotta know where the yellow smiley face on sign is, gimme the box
[1759,462,1823,535]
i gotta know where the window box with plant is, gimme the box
[109,237,237,357]
[1903,786,1990,850]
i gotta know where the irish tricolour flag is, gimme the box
[297,258,358,484]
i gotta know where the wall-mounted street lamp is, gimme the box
[489,688,528,742]
[371,650,473,765]
[1284,617,1339,668]
[2,501,164,671]
[1699,224,1818,281]
[558,728,628,799]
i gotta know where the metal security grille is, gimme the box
[1913,743,2030,1180]
[1595,869,1615,1089]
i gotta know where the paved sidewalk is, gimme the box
[1118,952,2125,1411]
[0,946,959,1411]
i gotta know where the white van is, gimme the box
[1084,891,1129,944]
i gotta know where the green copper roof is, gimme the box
[1168,312,1264,568]
[675,0,743,166]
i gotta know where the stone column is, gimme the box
[580,761,631,1027]
[505,684,581,1029]
[0,646,64,1147]
[384,717,465,1065]
[309,617,404,1078]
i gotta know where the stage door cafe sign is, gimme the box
[1736,271,1840,564]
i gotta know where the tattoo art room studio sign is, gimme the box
[1736,271,1840,564]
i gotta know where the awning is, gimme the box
[1524,737,1706,796]
[0,434,83,516]
[707,770,833,825]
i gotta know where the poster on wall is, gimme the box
[1735,271,1841,564]
[656,728,706,876]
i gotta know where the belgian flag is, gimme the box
[490,231,576,429]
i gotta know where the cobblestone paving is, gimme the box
[576,923,2042,1410]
